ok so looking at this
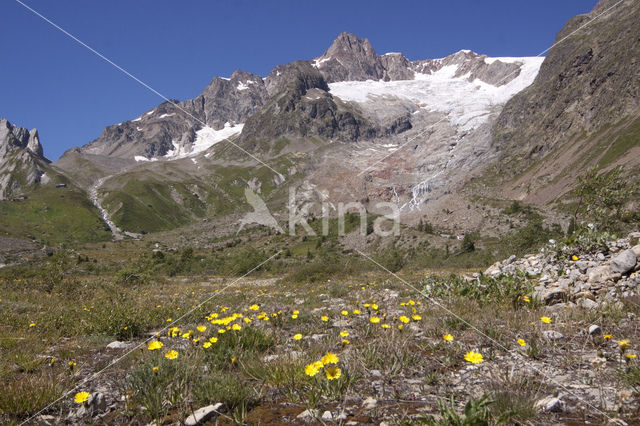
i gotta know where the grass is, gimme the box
[1,230,639,424]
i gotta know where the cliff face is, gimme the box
[0,118,50,200]
[493,0,640,171]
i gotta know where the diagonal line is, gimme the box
[354,249,613,420]
[357,0,625,177]
[14,0,281,177]
[19,251,281,426]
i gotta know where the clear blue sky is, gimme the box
[1,0,597,160]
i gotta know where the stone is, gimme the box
[297,409,320,419]
[588,265,617,284]
[106,341,130,349]
[542,330,564,340]
[362,396,377,410]
[608,419,629,426]
[534,396,565,412]
[588,324,601,336]
[610,249,637,274]
[370,369,382,378]
[578,298,599,310]
[540,287,567,304]
[185,403,223,426]
[631,245,640,259]
[628,232,640,246]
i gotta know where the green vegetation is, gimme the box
[0,185,111,245]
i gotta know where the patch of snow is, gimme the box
[136,127,143,131]
[134,156,149,162]
[328,57,544,132]
[383,52,402,56]
[219,76,230,80]
[164,122,244,159]
[312,57,331,68]
[237,82,249,91]
[191,158,197,164]
[132,117,142,122]
[146,110,154,116]
[159,113,175,119]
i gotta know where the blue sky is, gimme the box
[1,0,597,160]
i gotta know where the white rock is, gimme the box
[321,411,333,420]
[297,409,320,419]
[542,330,564,341]
[588,324,601,336]
[185,403,223,426]
[106,341,130,349]
[362,396,377,410]
[535,396,565,412]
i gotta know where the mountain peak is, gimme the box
[325,32,377,57]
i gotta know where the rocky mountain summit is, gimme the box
[485,231,640,310]
[0,118,49,200]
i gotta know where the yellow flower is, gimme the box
[321,352,339,365]
[29,323,36,328]
[464,351,484,364]
[618,340,630,350]
[399,316,410,324]
[369,316,381,324]
[540,316,551,324]
[339,331,349,337]
[293,310,300,315]
[74,391,90,404]
[152,366,159,374]
[341,310,349,316]
[168,327,180,337]
[522,296,530,303]
[197,325,207,332]
[371,303,379,310]
[341,339,350,345]
[412,315,422,321]
[321,316,329,322]
[603,334,612,339]
[164,350,179,360]
[166,318,172,322]
[203,342,212,349]
[293,333,303,340]
[249,304,260,311]
[625,353,637,359]
[305,361,322,377]
[352,309,361,315]
[232,324,242,331]
[218,329,226,334]
[517,338,526,347]
[381,324,391,329]
[397,324,403,330]
[68,361,76,368]
[325,366,342,380]
[209,336,218,343]
[244,317,252,323]
[571,255,579,261]
[443,334,454,342]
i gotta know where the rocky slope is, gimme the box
[491,0,640,203]
[0,118,49,200]
[485,231,640,309]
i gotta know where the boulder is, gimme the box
[588,265,618,284]
[542,330,564,340]
[185,403,223,426]
[535,396,565,412]
[610,249,637,274]
[536,287,567,305]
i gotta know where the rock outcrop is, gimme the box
[0,118,50,199]
[484,232,640,309]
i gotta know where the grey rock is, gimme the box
[588,324,601,336]
[106,341,130,349]
[588,265,617,284]
[370,369,382,378]
[542,330,564,341]
[610,249,637,274]
[297,409,320,419]
[535,287,567,305]
[185,403,223,426]
[535,396,565,412]
[578,298,599,310]
[321,410,333,420]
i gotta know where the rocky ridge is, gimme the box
[0,118,49,200]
